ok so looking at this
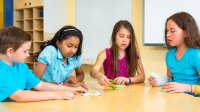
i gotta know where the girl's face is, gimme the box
[166,19,187,47]
[10,41,31,64]
[57,36,80,59]
[116,27,131,50]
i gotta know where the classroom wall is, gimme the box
[132,0,167,77]
[0,0,3,29]
[66,0,167,78]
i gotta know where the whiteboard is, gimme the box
[143,0,200,45]
[44,0,67,33]
[76,0,131,63]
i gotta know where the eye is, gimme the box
[75,46,79,49]
[119,34,124,38]
[67,45,73,48]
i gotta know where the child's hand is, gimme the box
[162,82,189,93]
[114,77,129,85]
[56,91,75,100]
[67,76,77,83]
[74,82,89,90]
[97,75,111,86]
[70,86,87,94]
[148,77,157,87]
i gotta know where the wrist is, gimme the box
[186,84,192,92]
[127,77,131,85]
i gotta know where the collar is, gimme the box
[57,48,64,59]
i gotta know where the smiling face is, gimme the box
[115,26,131,50]
[56,36,80,59]
[166,19,187,47]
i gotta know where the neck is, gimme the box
[118,48,126,59]
[0,54,13,66]
[176,43,188,54]
[63,58,68,64]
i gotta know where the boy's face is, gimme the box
[10,41,31,63]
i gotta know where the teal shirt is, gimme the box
[38,45,82,83]
[166,48,200,84]
[0,60,41,101]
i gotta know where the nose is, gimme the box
[123,37,128,42]
[27,53,30,57]
[70,47,77,54]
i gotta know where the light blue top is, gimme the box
[0,60,41,101]
[37,45,82,83]
[166,48,200,84]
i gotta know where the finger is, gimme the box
[122,80,126,84]
[80,83,89,90]
[98,80,103,86]
[148,77,152,81]
[103,78,111,86]
[116,79,122,85]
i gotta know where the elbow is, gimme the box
[90,68,97,78]
[11,95,28,103]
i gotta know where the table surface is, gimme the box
[1,80,199,112]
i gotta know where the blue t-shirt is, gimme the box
[0,60,41,101]
[166,48,200,84]
[37,45,82,83]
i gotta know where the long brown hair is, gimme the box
[111,20,138,77]
[165,12,200,49]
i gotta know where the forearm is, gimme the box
[76,74,84,82]
[10,90,58,102]
[35,82,73,91]
[90,68,104,79]
[130,74,145,84]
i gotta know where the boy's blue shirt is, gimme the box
[166,48,200,84]
[0,60,41,101]
[37,45,82,83]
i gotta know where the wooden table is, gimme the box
[1,80,199,112]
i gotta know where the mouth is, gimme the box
[121,44,127,46]
[167,39,172,43]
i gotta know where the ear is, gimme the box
[56,40,61,48]
[184,31,188,38]
[6,48,14,57]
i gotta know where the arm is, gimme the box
[90,50,106,79]
[167,67,172,79]
[75,66,84,82]
[90,50,110,86]
[34,81,86,93]
[162,70,200,94]
[34,62,47,79]
[9,90,74,102]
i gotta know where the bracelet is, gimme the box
[128,78,131,85]
[194,85,198,95]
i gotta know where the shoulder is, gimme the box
[166,48,176,57]
[189,48,200,55]
[98,49,107,59]
[189,48,200,59]
[42,45,57,53]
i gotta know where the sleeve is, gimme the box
[0,71,19,101]
[165,51,170,67]
[191,49,200,71]
[75,56,82,68]
[37,46,56,65]
[24,65,41,90]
